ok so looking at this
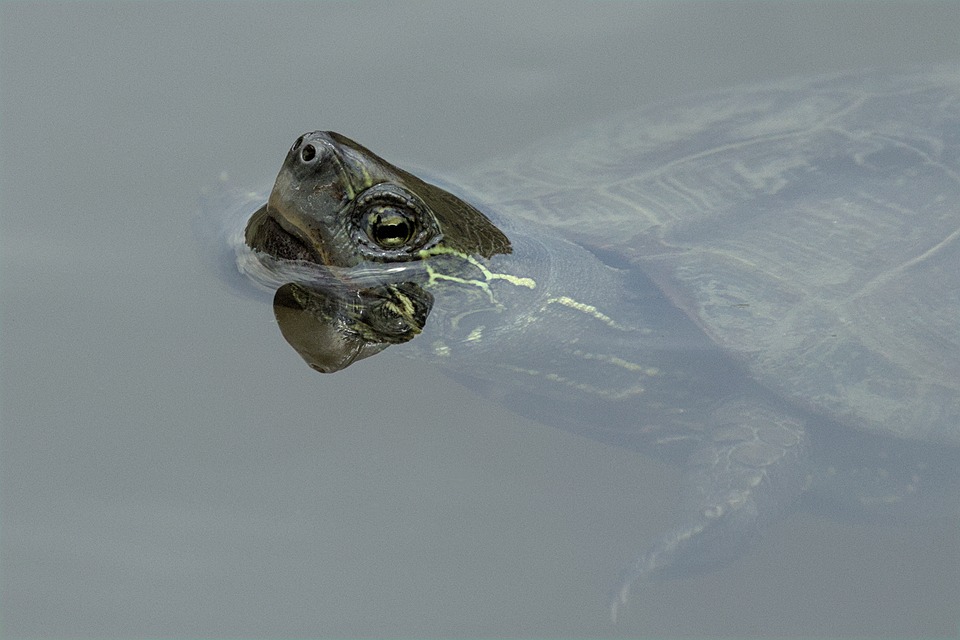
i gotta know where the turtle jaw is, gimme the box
[244,203,328,265]
[254,131,360,267]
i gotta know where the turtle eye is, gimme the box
[352,183,439,259]
[367,209,415,248]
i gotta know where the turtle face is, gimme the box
[245,131,515,373]
[245,131,511,269]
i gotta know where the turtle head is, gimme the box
[246,131,518,373]
[245,131,511,268]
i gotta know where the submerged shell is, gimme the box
[464,66,960,445]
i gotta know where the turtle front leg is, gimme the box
[610,398,809,623]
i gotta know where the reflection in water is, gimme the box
[273,280,433,373]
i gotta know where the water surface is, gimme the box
[2,2,959,636]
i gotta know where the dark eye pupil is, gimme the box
[372,215,412,247]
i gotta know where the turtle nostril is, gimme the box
[291,135,305,152]
[301,144,317,162]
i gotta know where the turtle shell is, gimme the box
[463,66,960,446]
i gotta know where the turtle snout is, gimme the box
[288,130,337,168]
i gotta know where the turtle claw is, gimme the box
[608,576,635,624]
[608,550,661,624]
[607,400,810,623]
[607,546,672,624]
[609,595,622,625]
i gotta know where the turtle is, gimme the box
[200,65,960,621]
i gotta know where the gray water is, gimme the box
[3,2,959,637]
